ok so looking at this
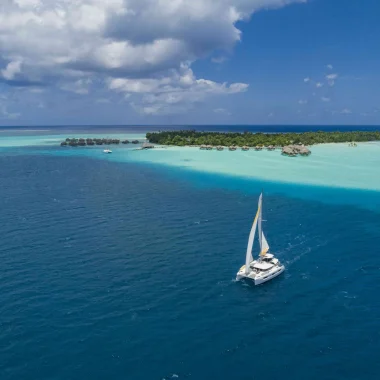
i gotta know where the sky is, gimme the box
[0,0,379,126]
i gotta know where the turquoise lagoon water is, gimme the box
[2,130,380,192]
[1,127,380,380]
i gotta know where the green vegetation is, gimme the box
[146,130,380,147]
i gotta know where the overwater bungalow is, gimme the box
[206,145,213,150]
[267,145,275,151]
[282,146,297,157]
[229,146,237,151]
[242,146,249,151]
[200,145,207,150]
[299,147,311,156]
[217,146,224,151]
[142,142,154,149]
[122,140,130,144]
[255,146,263,151]
[132,140,139,144]
[60,142,67,146]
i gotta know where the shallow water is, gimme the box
[2,128,380,191]
[1,128,380,380]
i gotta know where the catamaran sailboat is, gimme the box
[236,193,285,285]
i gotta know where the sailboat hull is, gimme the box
[236,264,285,285]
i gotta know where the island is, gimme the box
[146,130,380,156]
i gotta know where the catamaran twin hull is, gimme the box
[236,262,285,285]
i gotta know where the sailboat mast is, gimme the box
[258,193,263,253]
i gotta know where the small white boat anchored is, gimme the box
[103,149,112,154]
[236,193,285,285]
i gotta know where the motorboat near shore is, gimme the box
[236,193,285,285]
[103,149,112,154]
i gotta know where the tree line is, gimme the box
[146,130,380,147]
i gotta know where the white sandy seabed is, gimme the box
[123,143,380,192]
[1,133,380,192]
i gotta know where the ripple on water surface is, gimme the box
[0,154,380,380]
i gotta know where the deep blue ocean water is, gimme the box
[1,124,380,135]
[1,129,380,380]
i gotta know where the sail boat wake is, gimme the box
[236,193,285,285]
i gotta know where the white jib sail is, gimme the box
[245,195,262,274]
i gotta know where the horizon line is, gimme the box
[1,124,380,128]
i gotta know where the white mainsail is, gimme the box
[245,194,262,274]
[258,193,263,251]
[258,193,270,256]
[259,194,269,256]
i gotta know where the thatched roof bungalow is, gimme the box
[298,147,311,156]
[282,146,297,156]
[142,142,154,149]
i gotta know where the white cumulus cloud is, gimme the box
[326,73,338,87]
[1,60,22,80]
[214,108,231,115]
[0,0,307,114]
[109,64,248,115]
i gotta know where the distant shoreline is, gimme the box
[0,129,51,133]
[146,130,380,148]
